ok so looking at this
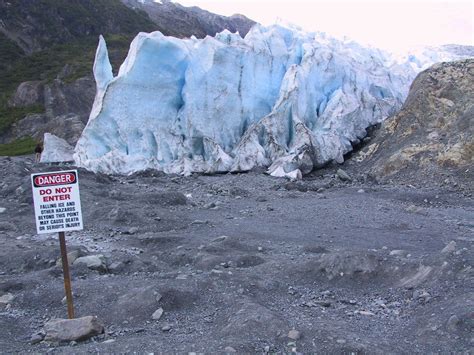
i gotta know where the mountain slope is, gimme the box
[353,59,473,191]
[0,0,156,54]
[0,0,158,151]
[0,0,257,154]
[120,0,255,38]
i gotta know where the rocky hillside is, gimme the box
[352,59,473,192]
[121,0,255,38]
[0,0,255,154]
[0,0,155,55]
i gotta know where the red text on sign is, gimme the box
[34,172,76,187]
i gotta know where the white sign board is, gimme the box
[31,170,83,234]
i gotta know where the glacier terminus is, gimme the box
[71,25,469,178]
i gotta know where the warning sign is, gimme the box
[31,170,83,234]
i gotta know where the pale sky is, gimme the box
[174,0,473,52]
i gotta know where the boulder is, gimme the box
[73,255,106,271]
[8,81,44,108]
[336,168,352,182]
[43,316,104,342]
[0,293,14,305]
[152,307,164,320]
[222,301,287,340]
[55,249,85,267]
[441,241,457,254]
[355,59,474,190]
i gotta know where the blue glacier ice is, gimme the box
[74,25,471,178]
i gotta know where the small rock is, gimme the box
[389,249,408,257]
[257,246,264,252]
[43,316,104,342]
[441,241,456,254]
[320,290,333,297]
[373,299,387,308]
[288,329,301,340]
[314,300,331,307]
[224,346,237,353]
[211,235,228,243]
[56,250,82,267]
[0,207,6,213]
[413,290,431,302]
[358,310,375,316]
[447,315,460,331]
[336,169,352,182]
[405,204,424,214]
[0,221,17,232]
[152,308,164,320]
[61,294,75,304]
[30,332,44,344]
[154,292,162,302]
[161,324,172,332]
[126,227,139,235]
[0,293,14,305]
[357,189,365,193]
[204,202,217,209]
[15,186,25,195]
[102,339,116,344]
[73,255,106,271]
[108,261,125,273]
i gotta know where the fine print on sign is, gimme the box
[31,170,83,234]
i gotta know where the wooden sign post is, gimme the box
[31,170,84,319]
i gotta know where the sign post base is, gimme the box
[59,231,75,319]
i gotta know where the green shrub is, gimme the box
[0,105,45,133]
[0,136,38,156]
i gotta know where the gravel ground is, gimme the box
[0,155,472,353]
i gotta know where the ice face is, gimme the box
[74,25,470,178]
[41,133,74,163]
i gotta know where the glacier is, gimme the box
[41,133,75,163]
[74,25,470,178]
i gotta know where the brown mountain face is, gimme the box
[120,0,256,38]
[354,59,473,192]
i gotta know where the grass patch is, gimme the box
[0,33,25,72]
[0,136,38,156]
[0,38,97,96]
